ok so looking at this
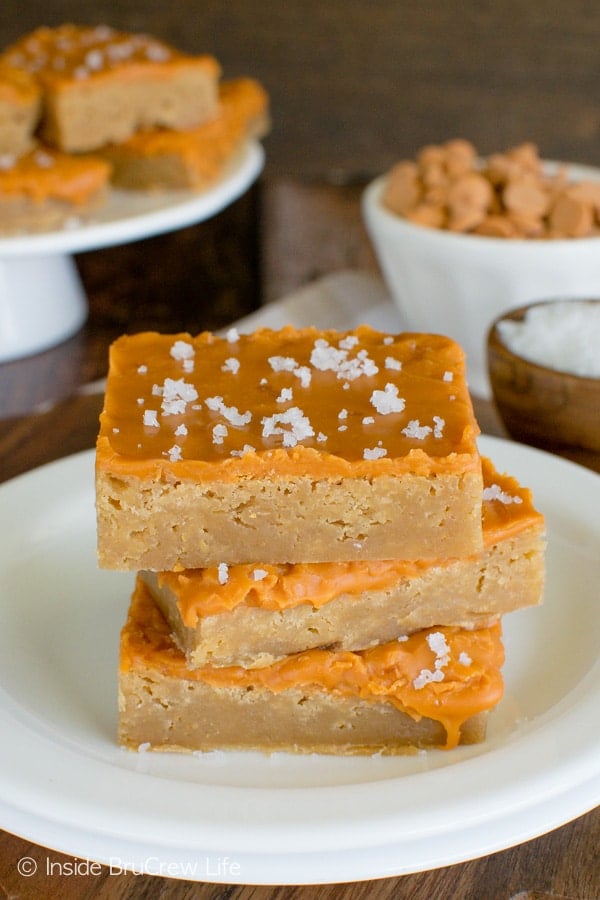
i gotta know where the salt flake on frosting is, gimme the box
[143,409,159,428]
[261,407,314,448]
[212,423,228,445]
[222,357,241,375]
[205,396,252,427]
[370,383,405,415]
[363,446,387,460]
[160,378,199,416]
[402,420,432,440]
[483,484,523,505]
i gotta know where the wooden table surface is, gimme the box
[0,180,598,900]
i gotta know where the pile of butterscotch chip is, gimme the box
[382,140,600,238]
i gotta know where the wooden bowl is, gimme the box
[487,300,600,467]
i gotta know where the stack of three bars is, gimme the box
[95,325,545,754]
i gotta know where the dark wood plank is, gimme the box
[3,2,600,178]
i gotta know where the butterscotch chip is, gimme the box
[381,160,420,216]
[446,172,492,230]
[444,138,477,177]
[417,143,447,168]
[505,141,542,174]
[565,179,600,213]
[549,193,594,237]
[405,202,446,228]
[503,210,546,238]
[502,176,550,218]
[473,215,518,238]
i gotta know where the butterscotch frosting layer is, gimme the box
[121,580,504,750]
[97,325,480,481]
[0,145,110,203]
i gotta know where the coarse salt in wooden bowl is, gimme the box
[487,299,600,466]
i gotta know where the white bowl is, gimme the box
[362,162,600,397]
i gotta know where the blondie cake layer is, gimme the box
[96,326,484,569]
[141,457,545,668]
[0,62,40,156]
[2,24,220,152]
[119,580,504,753]
[101,77,269,191]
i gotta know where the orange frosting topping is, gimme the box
[122,581,505,749]
[0,146,111,202]
[149,455,543,623]
[0,61,39,105]
[2,24,219,89]
[97,325,480,481]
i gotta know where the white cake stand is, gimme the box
[0,141,265,363]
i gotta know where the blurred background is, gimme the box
[3,1,600,411]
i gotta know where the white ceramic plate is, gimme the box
[0,140,264,257]
[0,436,598,884]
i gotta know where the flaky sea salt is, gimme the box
[212,423,228,445]
[310,339,378,381]
[143,409,159,428]
[276,387,293,404]
[402,420,431,440]
[222,357,241,375]
[230,443,256,457]
[370,383,405,415]
[385,356,402,371]
[363,446,387,460]
[253,568,268,581]
[205,396,252,427]
[226,327,240,343]
[413,631,451,689]
[217,563,229,584]
[161,378,199,416]
[483,484,523,505]
[497,301,600,377]
[166,444,182,462]
[261,407,314,448]
[170,340,194,362]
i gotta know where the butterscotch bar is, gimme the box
[96,326,484,570]
[2,24,220,153]
[101,77,269,191]
[141,458,545,668]
[118,580,504,753]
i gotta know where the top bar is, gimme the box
[96,325,483,569]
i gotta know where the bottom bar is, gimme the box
[119,579,505,754]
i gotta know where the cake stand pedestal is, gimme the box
[0,141,264,364]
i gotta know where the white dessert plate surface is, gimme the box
[0,436,598,884]
[0,140,264,257]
